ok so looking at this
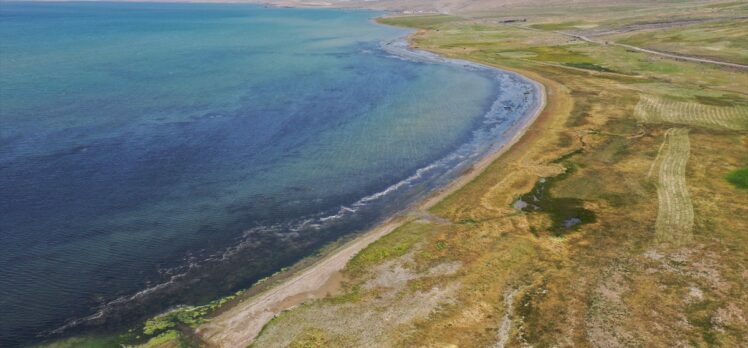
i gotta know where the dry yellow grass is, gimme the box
[653,128,694,245]
[250,8,747,347]
[196,6,748,348]
[249,65,575,348]
[196,4,748,348]
[635,94,748,130]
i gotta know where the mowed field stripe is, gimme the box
[654,128,693,245]
[635,94,748,130]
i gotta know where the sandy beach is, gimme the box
[195,28,547,347]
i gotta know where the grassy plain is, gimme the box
[252,2,748,347]
[611,18,748,65]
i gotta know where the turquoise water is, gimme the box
[0,2,537,345]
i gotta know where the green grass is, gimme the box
[531,21,585,30]
[726,167,748,189]
[526,46,594,64]
[345,222,434,277]
[564,62,617,72]
[33,336,134,348]
[614,19,748,65]
[695,94,748,107]
[37,289,246,348]
[35,331,195,348]
[378,15,462,29]
[288,327,331,348]
[137,330,181,348]
[706,1,746,9]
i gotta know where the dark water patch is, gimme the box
[563,217,582,228]
[512,199,528,210]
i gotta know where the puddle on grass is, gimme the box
[512,199,528,210]
[563,217,582,228]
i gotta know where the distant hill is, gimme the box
[249,0,706,14]
[29,0,727,15]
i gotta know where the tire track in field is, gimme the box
[646,128,673,179]
[493,287,520,348]
[635,95,748,131]
[653,128,693,245]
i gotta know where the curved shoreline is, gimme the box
[34,14,541,345]
[377,35,547,210]
[196,27,547,348]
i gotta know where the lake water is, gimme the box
[0,2,538,345]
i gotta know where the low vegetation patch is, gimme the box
[564,62,617,72]
[726,167,748,189]
[514,160,596,235]
[345,222,434,278]
[288,327,331,348]
[378,15,461,29]
[531,21,585,31]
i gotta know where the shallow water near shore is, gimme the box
[0,2,538,345]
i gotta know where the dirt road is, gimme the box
[562,32,748,71]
